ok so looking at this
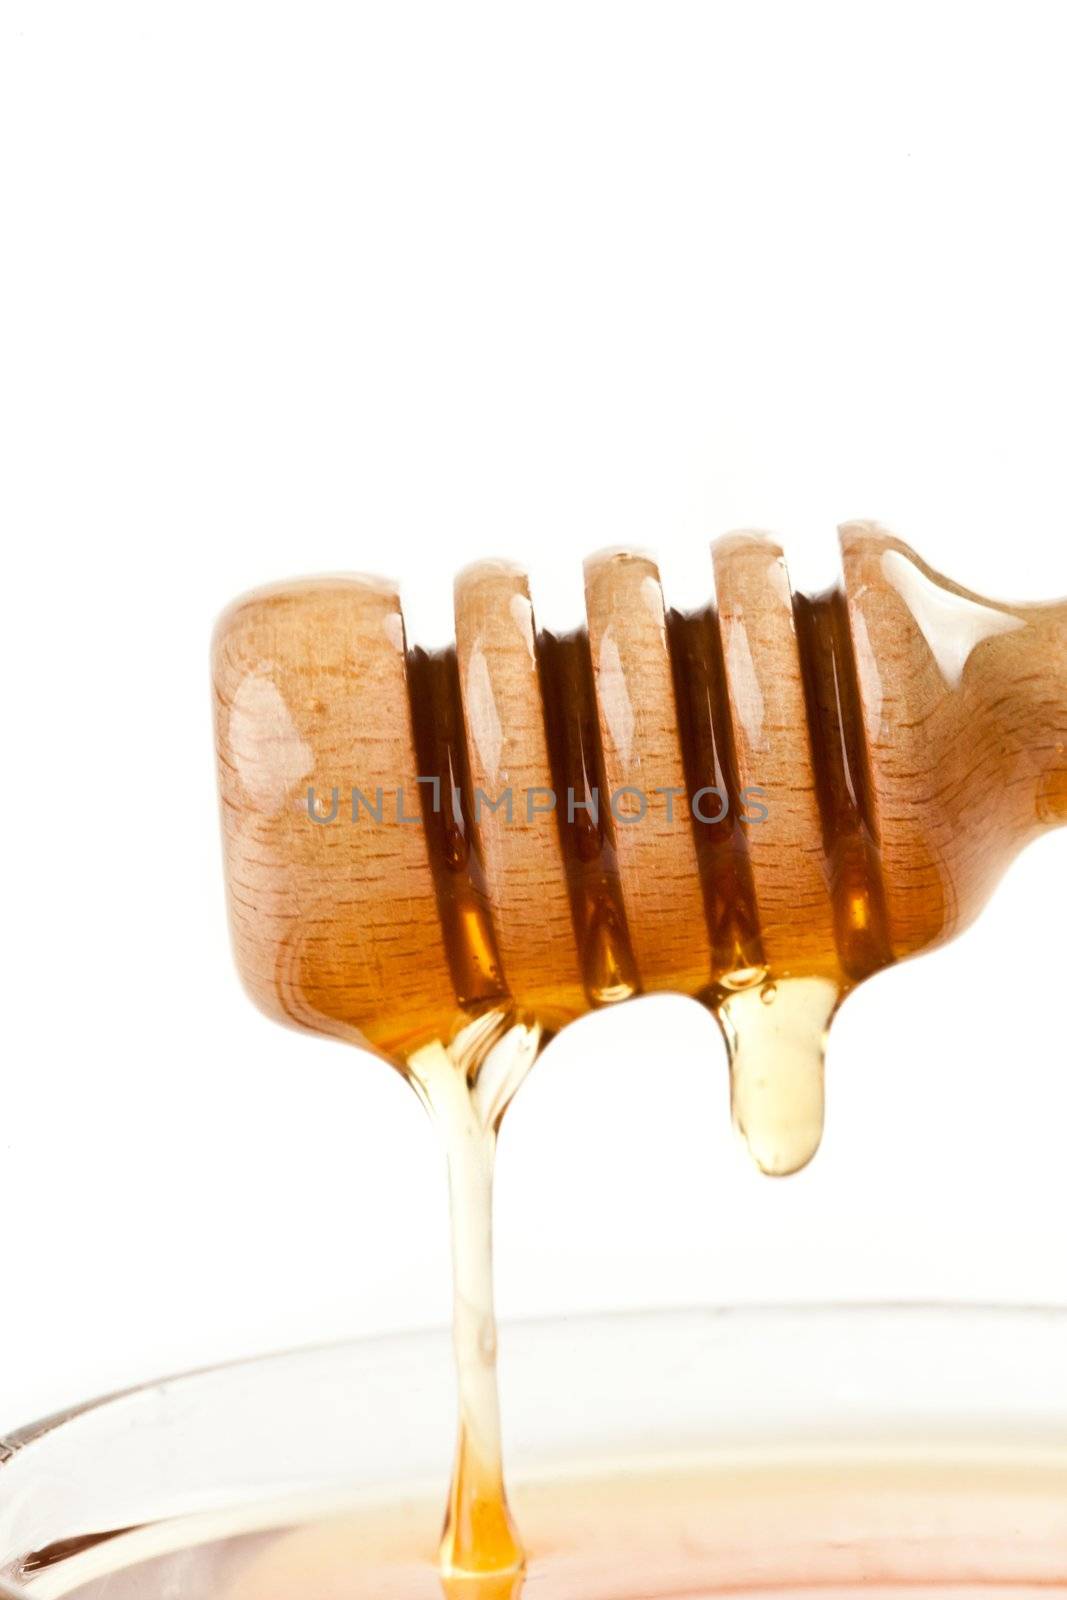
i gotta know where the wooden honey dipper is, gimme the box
[213,520,1067,1153]
[212,521,1067,1580]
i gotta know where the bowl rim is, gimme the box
[4,1298,1066,1455]
[5,1301,1067,1600]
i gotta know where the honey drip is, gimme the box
[717,976,838,1177]
[212,527,1067,1590]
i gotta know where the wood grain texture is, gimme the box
[213,576,456,1058]
[454,562,585,1027]
[584,549,712,995]
[713,533,837,978]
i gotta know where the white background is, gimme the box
[3,2,1067,1434]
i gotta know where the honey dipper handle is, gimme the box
[840,527,1067,957]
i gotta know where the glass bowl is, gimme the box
[2,1306,1067,1599]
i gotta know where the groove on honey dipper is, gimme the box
[792,588,892,984]
[406,644,509,1012]
[536,627,639,1006]
[666,602,765,992]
